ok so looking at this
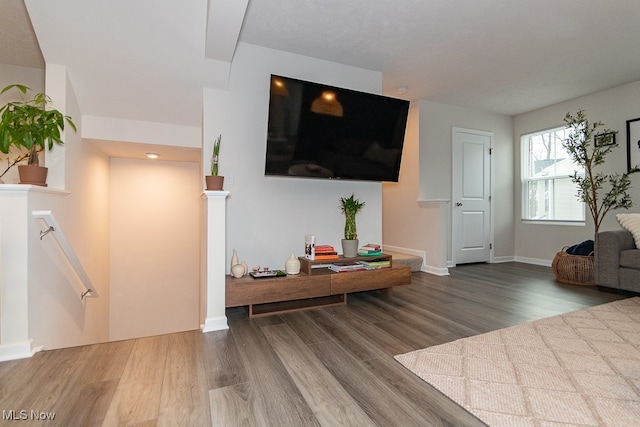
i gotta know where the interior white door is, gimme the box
[452,128,492,264]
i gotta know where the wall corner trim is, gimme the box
[202,317,229,333]
[0,339,41,362]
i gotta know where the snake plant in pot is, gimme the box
[0,84,76,186]
[339,193,365,257]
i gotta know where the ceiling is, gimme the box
[3,0,640,128]
[0,0,43,68]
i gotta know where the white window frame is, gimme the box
[521,126,585,225]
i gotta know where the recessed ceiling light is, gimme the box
[395,86,408,95]
[146,153,159,159]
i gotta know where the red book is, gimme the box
[314,254,339,260]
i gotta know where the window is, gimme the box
[521,126,585,222]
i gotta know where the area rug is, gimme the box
[395,297,640,427]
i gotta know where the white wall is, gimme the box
[385,99,514,271]
[514,80,640,263]
[204,43,386,271]
[109,158,201,341]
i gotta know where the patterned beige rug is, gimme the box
[395,297,640,427]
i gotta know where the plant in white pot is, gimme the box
[339,193,365,258]
[0,84,76,186]
[205,134,224,190]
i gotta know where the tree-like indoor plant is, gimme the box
[552,110,638,285]
[563,110,637,233]
[205,134,223,190]
[339,193,365,257]
[0,84,76,186]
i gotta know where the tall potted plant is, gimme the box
[339,193,365,257]
[205,134,224,190]
[552,110,638,285]
[0,84,76,186]
[562,110,637,233]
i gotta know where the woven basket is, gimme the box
[551,247,594,285]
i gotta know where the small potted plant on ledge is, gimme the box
[205,134,224,190]
[340,193,365,258]
[0,84,76,186]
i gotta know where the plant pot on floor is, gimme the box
[205,175,224,191]
[18,165,48,187]
[342,239,359,258]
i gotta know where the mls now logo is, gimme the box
[3,410,56,421]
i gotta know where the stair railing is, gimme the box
[32,210,98,300]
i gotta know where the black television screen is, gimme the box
[265,75,409,182]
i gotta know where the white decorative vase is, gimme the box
[240,261,248,277]
[341,239,359,258]
[231,263,245,278]
[285,254,301,275]
[230,249,238,271]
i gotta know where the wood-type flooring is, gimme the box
[0,262,625,426]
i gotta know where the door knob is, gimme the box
[456,202,463,207]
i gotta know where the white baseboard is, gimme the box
[493,256,516,263]
[514,256,552,267]
[423,265,450,276]
[201,316,229,333]
[0,339,40,362]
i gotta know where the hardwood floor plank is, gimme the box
[202,329,249,390]
[103,335,170,426]
[307,339,442,426]
[356,291,479,339]
[303,308,387,362]
[325,305,414,356]
[277,310,334,345]
[229,319,321,426]
[0,344,95,419]
[157,331,210,427]
[56,340,135,426]
[261,323,375,426]
[209,382,268,426]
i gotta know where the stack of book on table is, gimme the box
[315,245,339,260]
[328,261,368,273]
[358,259,391,269]
[359,243,382,256]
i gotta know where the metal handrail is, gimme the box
[31,210,98,300]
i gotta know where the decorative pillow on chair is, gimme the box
[616,213,640,247]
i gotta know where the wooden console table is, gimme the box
[225,253,411,317]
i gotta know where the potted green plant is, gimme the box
[552,110,638,285]
[205,134,224,190]
[562,110,637,233]
[0,84,76,186]
[339,193,365,257]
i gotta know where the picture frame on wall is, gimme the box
[594,131,616,147]
[627,118,640,171]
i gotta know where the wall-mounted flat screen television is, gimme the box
[265,75,410,182]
